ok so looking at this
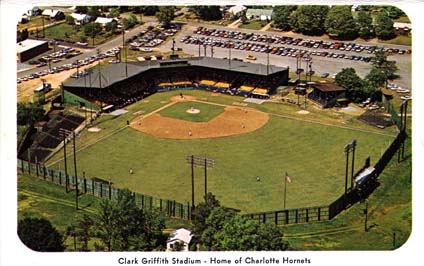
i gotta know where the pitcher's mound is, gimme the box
[186,108,200,114]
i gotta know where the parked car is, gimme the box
[320,72,329,78]
[245,55,256,60]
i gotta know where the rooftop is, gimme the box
[312,83,346,92]
[63,57,288,89]
[16,39,48,54]
[167,228,193,244]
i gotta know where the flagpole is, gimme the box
[284,172,287,209]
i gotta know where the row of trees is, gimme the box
[18,189,166,251]
[335,51,398,102]
[274,5,405,40]
[191,193,288,251]
[18,191,288,251]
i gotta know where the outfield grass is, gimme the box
[47,90,395,213]
[283,138,412,250]
[159,101,225,122]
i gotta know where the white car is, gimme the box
[140,48,152,52]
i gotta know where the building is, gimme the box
[71,13,91,25]
[393,22,412,36]
[246,9,274,21]
[95,17,118,27]
[227,5,247,17]
[16,39,49,62]
[42,9,65,21]
[26,6,41,17]
[166,228,193,251]
[308,83,347,108]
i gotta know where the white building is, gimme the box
[71,13,91,25]
[228,5,247,16]
[166,228,193,252]
[95,17,118,27]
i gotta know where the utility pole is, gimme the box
[59,129,69,193]
[191,155,195,209]
[363,201,368,232]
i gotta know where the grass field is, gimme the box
[159,101,225,122]
[17,174,190,251]
[46,90,396,214]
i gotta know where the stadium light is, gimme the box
[186,155,215,207]
[59,128,79,210]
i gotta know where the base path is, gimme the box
[131,95,269,139]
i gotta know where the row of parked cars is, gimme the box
[181,35,374,63]
[127,24,181,50]
[28,46,83,67]
[193,27,411,55]
[17,48,121,83]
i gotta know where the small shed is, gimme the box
[308,83,346,108]
[166,228,193,252]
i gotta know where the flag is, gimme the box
[285,171,292,183]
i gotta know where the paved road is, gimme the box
[18,20,157,78]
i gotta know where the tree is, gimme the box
[290,5,329,36]
[273,6,297,31]
[94,189,165,251]
[375,10,395,40]
[65,15,75,25]
[335,68,375,102]
[18,217,65,251]
[381,6,407,19]
[201,207,236,250]
[156,6,176,28]
[192,6,223,21]
[356,11,374,39]
[191,193,220,237]
[325,6,358,40]
[17,102,45,125]
[108,7,120,18]
[370,50,398,79]
[141,6,159,16]
[83,22,102,45]
[122,14,139,30]
[87,6,101,21]
[75,6,88,14]
[105,20,118,33]
[76,214,94,251]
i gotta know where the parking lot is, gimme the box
[161,24,412,91]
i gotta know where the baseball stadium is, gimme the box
[21,57,399,216]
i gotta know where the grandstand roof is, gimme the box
[62,57,288,89]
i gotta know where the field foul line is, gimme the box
[188,99,396,137]
[268,112,397,137]
[46,125,129,167]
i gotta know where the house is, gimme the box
[95,17,118,27]
[245,9,274,21]
[166,228,193,251]
[42,9,65,21]
[26,7,41,17]
[71,13,91,25]
[393,22,412,36]
[227,5,247,17]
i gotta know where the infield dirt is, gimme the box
[130,95,269,139]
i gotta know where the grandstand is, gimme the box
[62,57,289,111]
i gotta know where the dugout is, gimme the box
[61,57,289,110]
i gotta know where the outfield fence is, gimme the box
[17,159,191,220]
[243,101,409,226]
